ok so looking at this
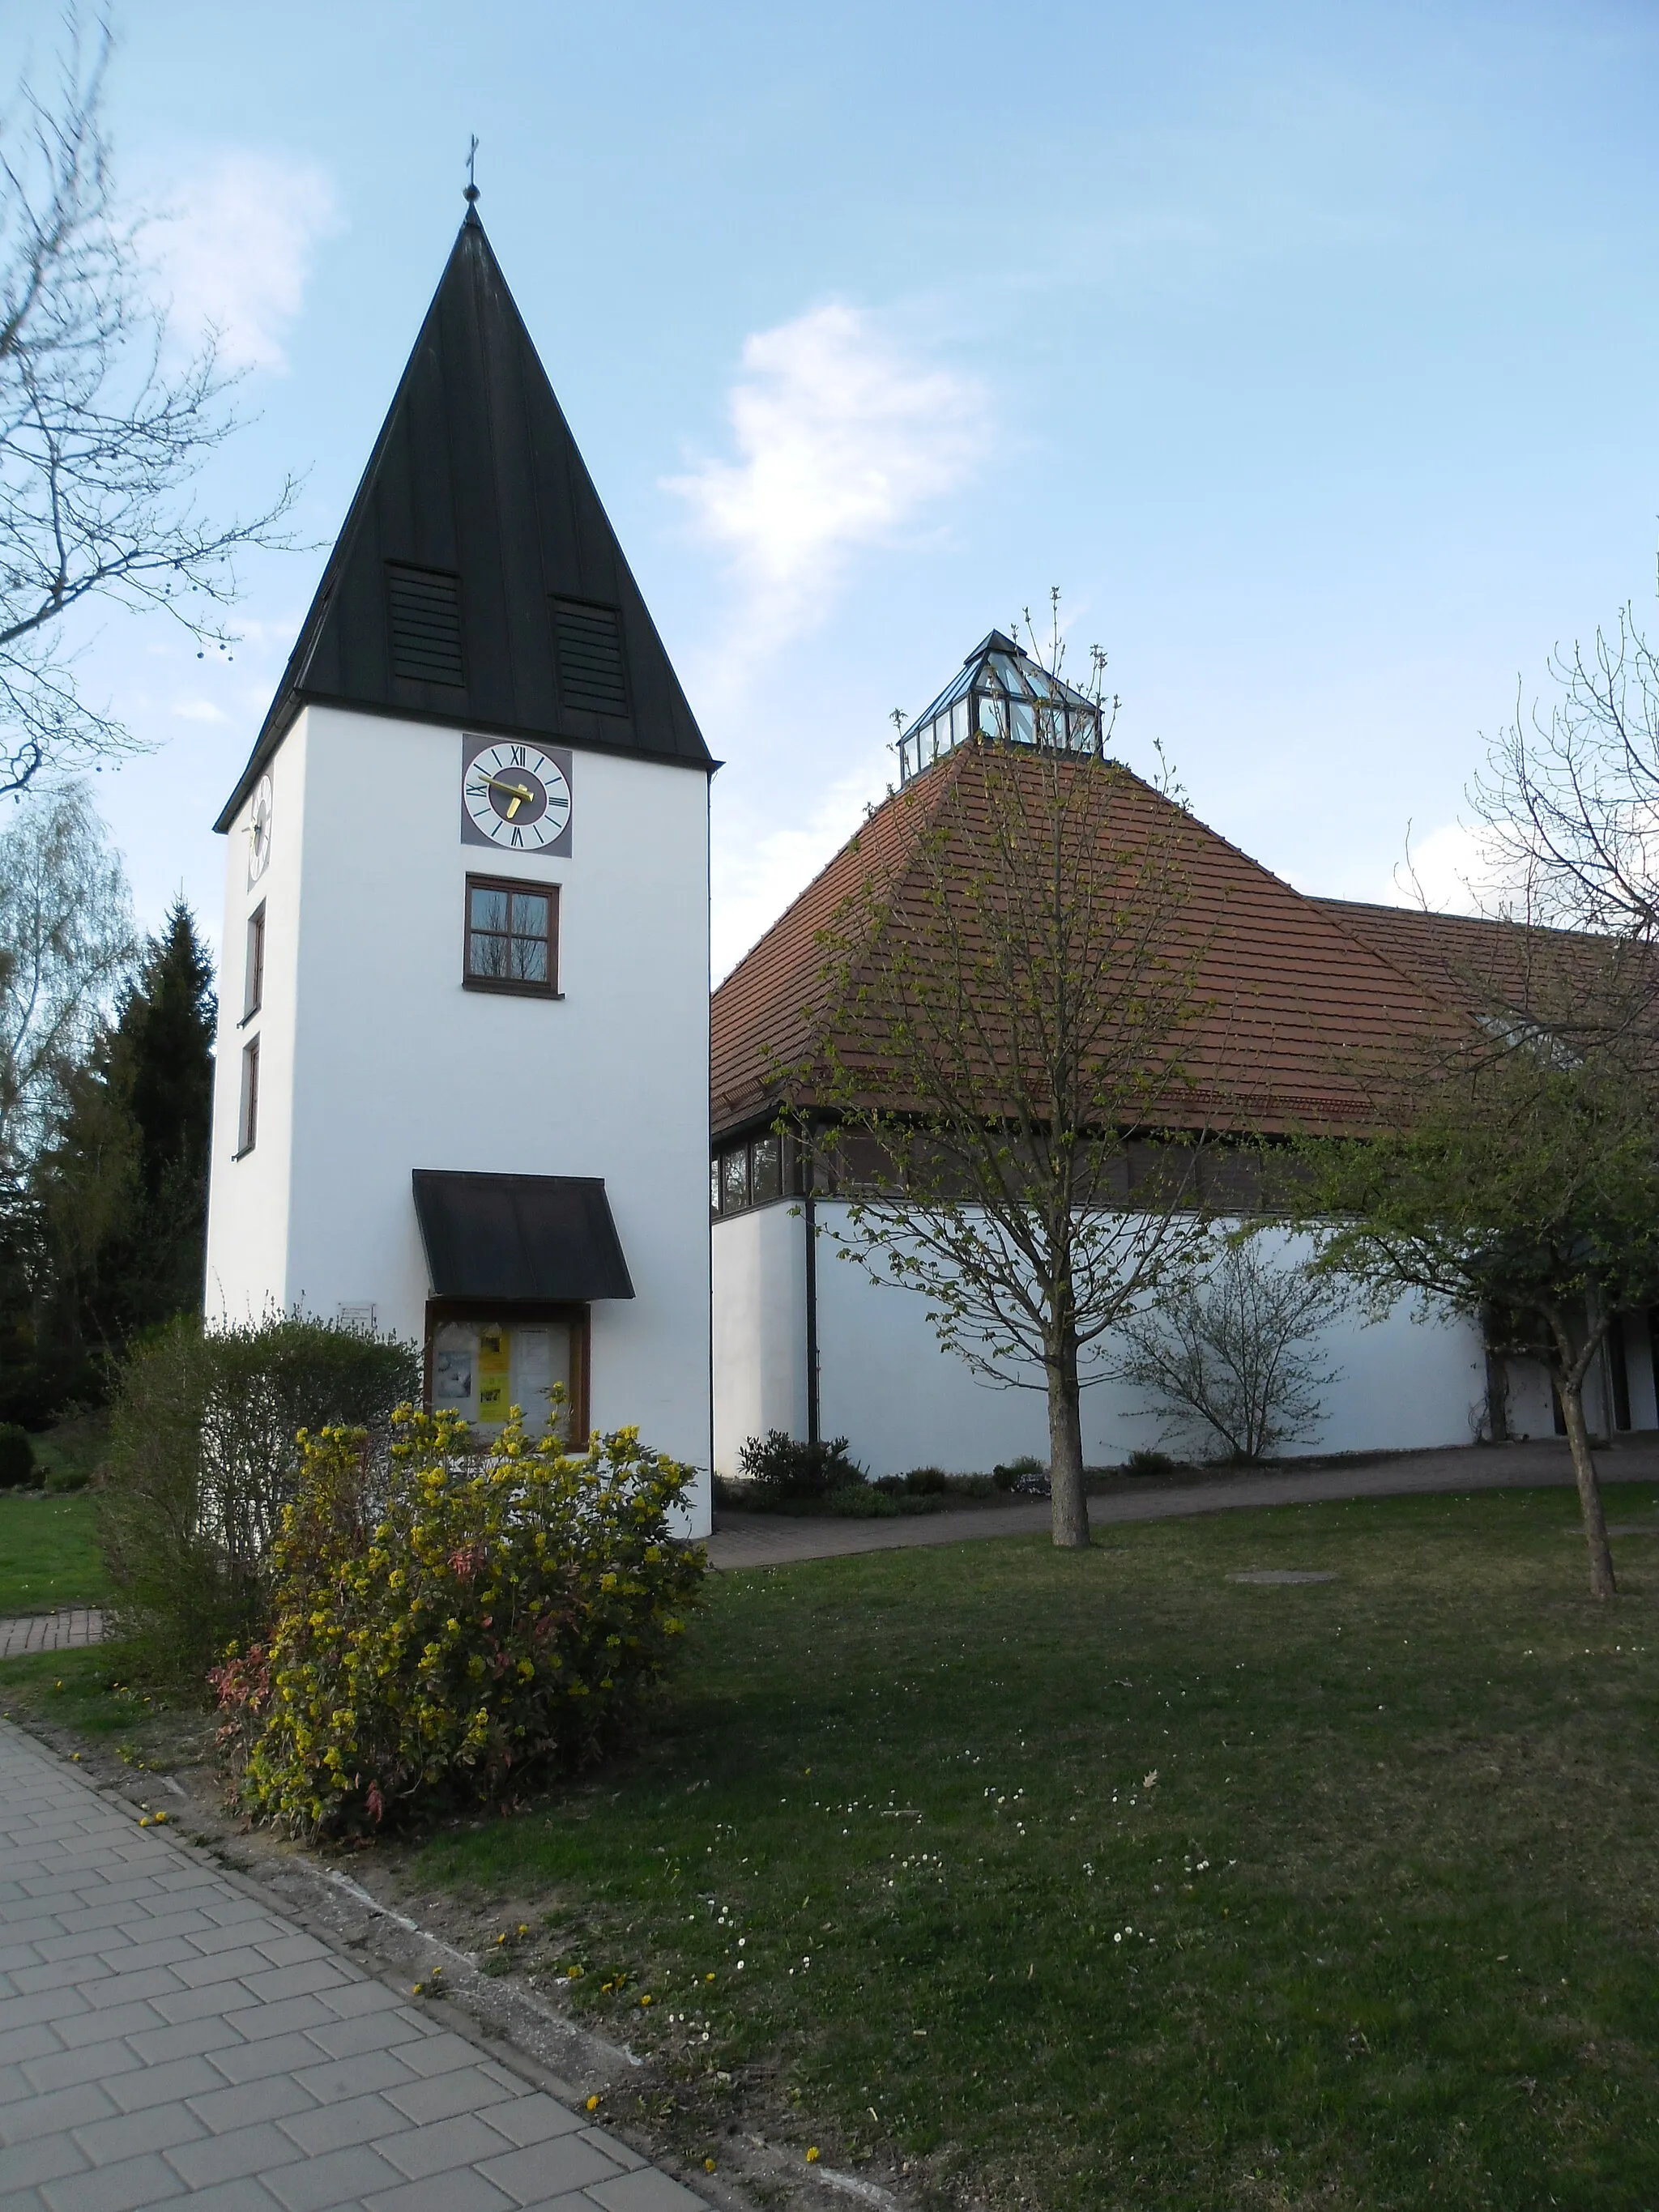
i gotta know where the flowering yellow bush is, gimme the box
[211,1403,705,1836]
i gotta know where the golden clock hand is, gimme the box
[478,772,537,806]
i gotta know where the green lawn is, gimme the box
[0,1643,151,1739]
[415,1483,1659,2212]
[0,1491,106,1615]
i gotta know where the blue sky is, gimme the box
[7,0,1659,976]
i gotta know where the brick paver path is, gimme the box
[0,1720,706,2212]
[0,1611,105,1662]
[707,1434,1659,1568]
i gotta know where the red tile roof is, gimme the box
[1311,896,1621,1021]
[711,747,1474,1141]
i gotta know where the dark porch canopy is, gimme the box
[412,1171,634,1302]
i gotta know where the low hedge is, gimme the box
[98,1315,420,1686]
[213,1407,705,1837]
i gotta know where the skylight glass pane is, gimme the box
[1010,699,1034,744]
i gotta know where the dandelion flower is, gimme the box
[704,2157,717,2172]
[586,2095,600,2112]
[807,2147,821,2164]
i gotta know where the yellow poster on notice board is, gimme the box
[477,1324,510,1423]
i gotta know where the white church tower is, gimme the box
[203,195,714,1528]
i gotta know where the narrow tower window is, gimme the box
[237,1038,260,1157]
[386,565,464,686]
[243,903,265,1021]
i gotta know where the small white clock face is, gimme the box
[462,740,573,852]
[248,774,273,885]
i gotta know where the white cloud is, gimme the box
[667,304,987,668]
[712,756,887,983]
[146,152,340,373]
[1387,820,1500,914]
[173,698,228,725]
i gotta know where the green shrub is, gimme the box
[98,1314,420,1686]
[736,1430,864,1499]
[0,1422,36,1490]
[211,1407,705,1837]
[948,1473,996,1499]
[902,1465,949,1494]
[822,1484,903,1518]
[1126,1447,1178,1475]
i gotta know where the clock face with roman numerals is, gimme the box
[460,739,573,852]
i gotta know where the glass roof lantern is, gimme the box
[894,629,1106,786]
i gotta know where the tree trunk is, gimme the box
[1559,1372,1617,1600]
[1047,1335,1089,1549]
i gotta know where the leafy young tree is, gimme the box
[810,616,1213,1548]
[0,778,133,1172]
[1296,1038,1659,1600]
[0,13,295,795]
[1110,1231,1346,1464]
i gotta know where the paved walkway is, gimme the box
[0,1720,705,2212]
[706,1435,1659,1568]
[0,1612,105,1663]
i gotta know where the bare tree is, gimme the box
[1471,575,1659,948]
[0,11,296,795]
[0,778,132,1173]
[808,605,1214,1549]
[1109,1232,1346,1464]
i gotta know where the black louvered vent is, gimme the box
[552,599,629,717]
[386,565,464,686]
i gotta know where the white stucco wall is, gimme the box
[1498,1310,1659,1442]
[204,704,714,1531]
[710,1201,808,1475]
[714,1206,1496,1479]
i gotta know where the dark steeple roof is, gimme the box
[215,207,711,831]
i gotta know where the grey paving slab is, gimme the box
[0,1721,712,2212]
[0,1609,105,1660]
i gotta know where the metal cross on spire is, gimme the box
[464,134,480,204]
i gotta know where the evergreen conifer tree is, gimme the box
[34,900,216,1376]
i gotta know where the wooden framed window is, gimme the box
[751,1133,783,1204]
[464,876,559,996]
[237,1037,260,1157]
[719,1144,749,1214]
[712,1132,792,1215]
[242,903,265,1022]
